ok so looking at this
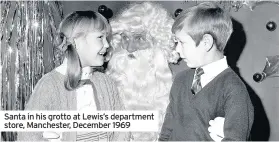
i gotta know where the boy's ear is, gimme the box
[201,34,214,52]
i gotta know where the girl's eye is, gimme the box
[98,35,103,39]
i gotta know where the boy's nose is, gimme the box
[176,52,181,58]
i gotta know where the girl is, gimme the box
[17,11,130,141]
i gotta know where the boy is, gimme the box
[159,2,254,141]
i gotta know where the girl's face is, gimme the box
[75,31,109,67]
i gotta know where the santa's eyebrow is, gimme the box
[131,30,146,35]
[133,33,144,36]
[133,34,146,38]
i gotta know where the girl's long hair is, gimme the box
[56,11,111,90]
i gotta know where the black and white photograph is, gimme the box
[0,0,279,141]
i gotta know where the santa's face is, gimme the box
[120,31,153,56]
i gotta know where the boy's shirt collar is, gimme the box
[199,56,228,87]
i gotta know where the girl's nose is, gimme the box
[103,38,109,48]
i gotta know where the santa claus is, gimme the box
[106,2,179,141]
[106,2,225,141]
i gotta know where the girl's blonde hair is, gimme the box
[56,11,111,90]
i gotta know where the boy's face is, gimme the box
[174,29,206,68]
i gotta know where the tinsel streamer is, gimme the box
[0,2,9,109]
[40,2,45,77]
[46,2,54,70]
[47,1,64,68]
[18,1,24,108]
[48,2,57,67]
[10,3,21,139]
[36,1,43,87]
[24,1,30,105]
[34,1,44,88]
[24,1,30,104]
[7,5,17,45]
[12,2,19,111]
[219,1,232,11]
[55,1,64,19]
[1,2,17,140]
[0,1,11,41]
[50,1,64,21]
[181,1,247,12]
[28,1,34,97]
[6,3,17,111]
[1,1,63,140]
[245,1,279,11]
[15,1,22,110]
[21,1,27,108]
[231,1,244,12]
[31,1,36,89]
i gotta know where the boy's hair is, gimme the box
[172,2,233,52]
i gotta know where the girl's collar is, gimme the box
[55,58,94,79]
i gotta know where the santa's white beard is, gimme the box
[106,47,173,140]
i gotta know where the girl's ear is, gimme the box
[72,38,78,50]
[73,36,83,50]
[201,34,214,52]
[72,32,87,50]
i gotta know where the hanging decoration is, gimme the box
[174,8,183,17]
[253,55,279,83]
[181,1,245,12]
[98,5,113,19]
[266,21,277,31]
[244,1,279,11]
[181,1,279,12]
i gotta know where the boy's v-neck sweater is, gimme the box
[159,67,254,141]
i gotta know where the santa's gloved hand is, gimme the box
[208,117,225,142]
[43,131,62,142]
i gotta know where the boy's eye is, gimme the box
[172,41,178,49]
[172,36,178,42]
